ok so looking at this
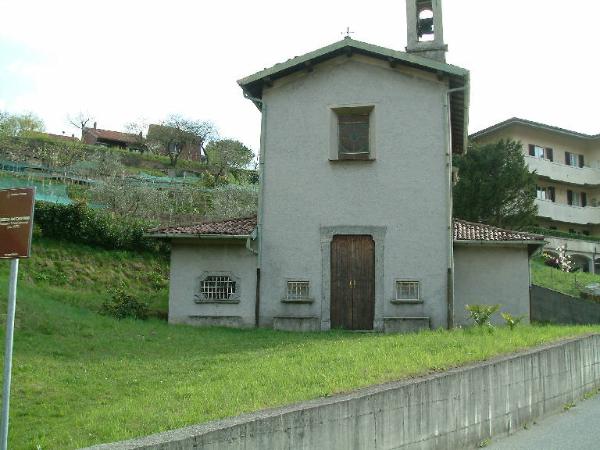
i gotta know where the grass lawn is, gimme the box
[0,241,598,449]
[531,256,600,298]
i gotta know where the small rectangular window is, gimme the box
[396,281,420,301]
[287,281,310,300]
[333,106,374,160]
[201,276,236,300]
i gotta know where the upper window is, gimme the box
[332,106,374,160]
[528,144,553,161]
[395,280,420,301]
[565,151,584,168]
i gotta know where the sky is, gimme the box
[0,0,599,154]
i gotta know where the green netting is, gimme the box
[0,173,72,205]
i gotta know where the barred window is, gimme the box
[396,281,420,301]
[287,281,310,300]
[201,276,236,300]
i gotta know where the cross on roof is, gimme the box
[342,27,355,39]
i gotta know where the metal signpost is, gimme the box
[0,187,35,450]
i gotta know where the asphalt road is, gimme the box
[488,393,600,450]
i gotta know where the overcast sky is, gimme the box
[0,0,598,154]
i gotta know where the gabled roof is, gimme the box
[470,117,600,142]
[238,38,469,154]
[83,127,140,144]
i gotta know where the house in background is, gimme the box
[150,0,545,331]
[146,124,204,162]
[82,122,145,151]
[471,118,600,272]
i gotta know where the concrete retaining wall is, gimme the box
[531,285,600,324]
[86,334,600,450]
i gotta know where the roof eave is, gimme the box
[470,118,600,141]
[454,239,546,248]
[145,233,250,240]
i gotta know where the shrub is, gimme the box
[500,312,525,330]
[465,304,499,327]
[101,287,149,320]
[542,252,560,269]
[34,201,161,252]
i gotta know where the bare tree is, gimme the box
[68,111,95,134]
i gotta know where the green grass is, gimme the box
[0,236,169,314]
[0,241,599,448]
[531,256,600,298]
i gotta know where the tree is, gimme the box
[0,111,45,136]
[68,111,94,133]
[205,139,254,182]
[146,115,217,167]
[453,139,537,229]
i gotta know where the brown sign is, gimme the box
[0,188,35,259]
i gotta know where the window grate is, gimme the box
[396,281,420,300]
[201,276,236,300]
[287,281,310,300]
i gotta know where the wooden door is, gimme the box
[330,235,375,330]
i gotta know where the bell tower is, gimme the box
[406,0,448,62]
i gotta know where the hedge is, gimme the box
[526,227,600,244]
[34,201,161,252]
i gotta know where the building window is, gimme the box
[287,281,310,300]
[567,190,587,207]
[332,106,374,160]
[536,186,555,202]
[396,281,420,301]
[565,151,584,168]
[201,276,236,300]
[195,272,240,303]
[528,144,553,161]
[536,186,546,200]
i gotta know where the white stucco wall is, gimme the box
[453,245,530,327]
[259,55,452,329]
[168,241,258,327]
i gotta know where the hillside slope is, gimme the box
[1,240,599,449]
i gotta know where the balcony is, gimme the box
[525,156,600,186]
[536,199,600,225]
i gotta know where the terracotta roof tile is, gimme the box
[150,215,543,243]
[151,216,257,236]
[84,128,140,144]
[453,219,543,242]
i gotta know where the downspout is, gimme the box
[244,92,266,328]
[444,84,468,329]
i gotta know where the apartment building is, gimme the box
[471,118,600,272]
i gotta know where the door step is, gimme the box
[383,317,431,333]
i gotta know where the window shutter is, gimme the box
[582,192,587,207]
[528,144,535,156]
[565,151,571,165]
[579,154,585,168]
[567,190,573,205]
[548,186,555,202]
[546,147,553,161]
